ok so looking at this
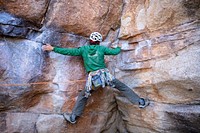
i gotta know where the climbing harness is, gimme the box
[84,68,115,98]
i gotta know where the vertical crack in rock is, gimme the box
[41,0,52,26]
[99,0,112,33]
[115,0,126,39]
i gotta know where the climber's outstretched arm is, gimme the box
[42,44,82,56]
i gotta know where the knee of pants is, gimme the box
[112,79,129,91]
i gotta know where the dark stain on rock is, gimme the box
[182,0,200,17]
[166,112,200,133]
[0,113,6,132]
[0,93,11,111]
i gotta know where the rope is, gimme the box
[0,80,86,87]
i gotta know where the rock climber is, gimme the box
[42,32,150,124]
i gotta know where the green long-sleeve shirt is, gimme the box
[53,45,121,72]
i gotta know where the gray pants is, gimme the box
[72,78,140,116]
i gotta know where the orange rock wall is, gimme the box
[0,0,200,133]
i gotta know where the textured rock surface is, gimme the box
[0,0,49,26]
[119,0,200,38]
[0,0,200,133]
[44,0,123,37]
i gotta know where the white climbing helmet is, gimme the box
[89,32,103,42]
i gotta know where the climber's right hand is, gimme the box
[42,44,54,51]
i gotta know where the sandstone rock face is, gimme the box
[44,0,123,37]
[119,0,200,38]
[0,0,49,26]
[0,0,200,133]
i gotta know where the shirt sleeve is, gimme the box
[103,47,121,55]
[53,47,82,56]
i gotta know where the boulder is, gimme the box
[119,0,200,38]
[44,0,123,37]
[0,0,49,26]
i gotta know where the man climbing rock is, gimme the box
[42,32,150,124]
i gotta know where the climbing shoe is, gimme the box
[139,98,150,108]
[63,113,76,124]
